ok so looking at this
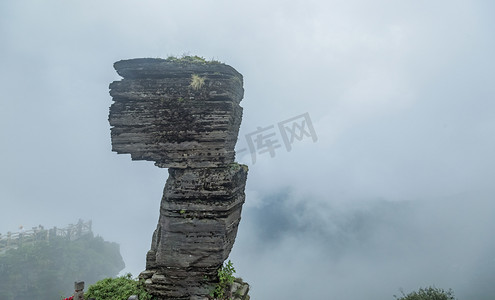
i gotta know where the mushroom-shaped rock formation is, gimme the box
[109,57,244,168]
[108,57,249,299]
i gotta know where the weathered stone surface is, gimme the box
[109,57,250,299]
[109,58,244,168]
[113,58,243,83]
[230,278,250,300]
[73,281,85,300]
[74,281,84,291]
[163,164,248,201]
[144,166,248,299]
[109,76,244,103]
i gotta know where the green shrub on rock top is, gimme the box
[165,55,221,64]
[85,273,153,300]
[394,286,457,300]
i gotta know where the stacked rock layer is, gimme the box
[109,58,249,299]
[109,58,244,168]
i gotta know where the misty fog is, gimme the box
[1,1,494,299]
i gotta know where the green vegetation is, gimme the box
[85,273,153,300]
[165,55,221,64]
[190,74,206,90]
[210,260,236,299]
[229,162,249,173]
[394,286,457,300]
[0,233,124,300]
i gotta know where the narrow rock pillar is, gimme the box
[108,57,248,299]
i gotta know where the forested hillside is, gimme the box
[0,231,125,300]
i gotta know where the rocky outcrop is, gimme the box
[108,57,249,299]
[109,58,244,168]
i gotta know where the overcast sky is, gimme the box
[1,1,494,299]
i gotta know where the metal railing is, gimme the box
[0,219,92,254]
